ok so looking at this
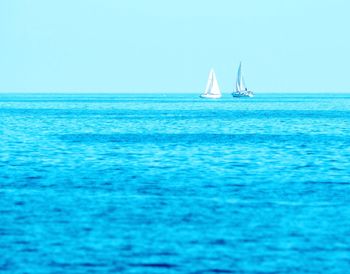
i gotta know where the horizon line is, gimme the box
[0,91,350,95]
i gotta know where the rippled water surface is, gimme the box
[1,93,350,273]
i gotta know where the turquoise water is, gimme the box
[1,93,350,273]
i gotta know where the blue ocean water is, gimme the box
[1,93,350,273]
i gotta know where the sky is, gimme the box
[0,0,349,93]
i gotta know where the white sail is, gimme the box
[236,62,245,92]
[210,70,221,95]
[203,69,213,95]
[200,69,221,99]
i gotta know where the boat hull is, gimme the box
[200,94,222,99]
[232,91,254,98]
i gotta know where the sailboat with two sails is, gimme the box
[232,62,254,98]
[200,69,222,99]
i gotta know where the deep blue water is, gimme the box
[1,93,350,273]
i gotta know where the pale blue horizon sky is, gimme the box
[0,0,349,93]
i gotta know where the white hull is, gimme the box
[200,93,221,99]
[232,91,254,98]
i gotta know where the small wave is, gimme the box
[59,133,349,145]
[129,262,178,269]
[197,269,235,274]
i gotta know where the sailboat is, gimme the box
[200,69,222,99]
[232,62,254,98]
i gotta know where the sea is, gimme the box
[1,93,350,273]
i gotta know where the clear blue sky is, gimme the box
[0,0,349,93]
